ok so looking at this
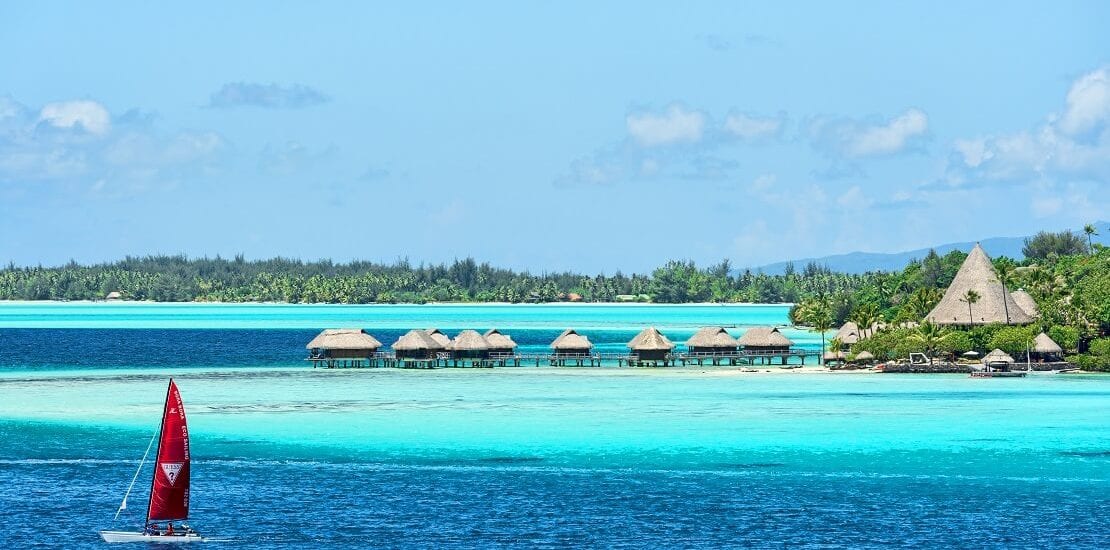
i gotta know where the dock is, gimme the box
[308,349,822,369]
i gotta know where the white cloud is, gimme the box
[0,96,223,189]
[943,65,1110,187]
[845,109,928,156]
[809,108,929,158]
[39,100,111,135]
[953,138,989,167]
[724,112,784,141]
[1058,66,1110,137]
[626,105,706,146]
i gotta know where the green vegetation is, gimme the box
[0,255,871,305]
[1022,229,1089,260]
[789,230,1107,371]
[1068,338,1110,372]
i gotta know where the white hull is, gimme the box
[100,530,203,543]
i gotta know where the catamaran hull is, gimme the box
[100,531,203,543]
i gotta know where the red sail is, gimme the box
[147,379,190,522]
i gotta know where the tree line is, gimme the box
[0,254,873,305]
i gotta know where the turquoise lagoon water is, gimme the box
[0,303,1107,548]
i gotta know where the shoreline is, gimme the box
[0,300,795,307]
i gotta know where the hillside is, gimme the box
[750,223,1109,275]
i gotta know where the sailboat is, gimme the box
[101,379,203,543]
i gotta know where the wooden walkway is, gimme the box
[308,349,821,369]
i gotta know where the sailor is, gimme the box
[166,523,175,536]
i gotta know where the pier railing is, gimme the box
[308,348,822,369]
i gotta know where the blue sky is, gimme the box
[1,1,1108,272]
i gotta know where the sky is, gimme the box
[1,1,1108,273]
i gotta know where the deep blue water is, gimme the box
[0,328,823,370]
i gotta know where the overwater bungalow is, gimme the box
[484,329,517,356]
[550,329,597,366]
[551,329,592,355]
[925,244,1034,326]
[1031,332,1063,362]
[683,327,739,365]
[424,328,452,348]
[737,326,796,365]
[686,327,739,354]
[306,328,383,368]
[393,329,446,366]
[450,330,490,362]
[626,327,675,366]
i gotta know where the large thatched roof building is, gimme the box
[483,329,517,354]
[1011,289,1039,319]
[551,329,592,355]
[628,327,674,361]
[306,329,382,358]
[394,329,446,359]
[924,244,1034,326]
[685,327,738,353]
[834,322,861,346]
[737,327,793,350]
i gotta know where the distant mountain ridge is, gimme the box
[748,223,1109,275]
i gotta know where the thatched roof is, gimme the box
[450,329,490,351]
[393,329,446,351]
[1011,289,1040,319]
[105,291,122,300]
[483,329,517,350]
[869,321,918,333]
[982,348,1015,365]
[854,350,875,361]
[306,328,382,350]
[737,327,794,347]
[823,350,845,360]
[1033,332,1063,354]
[551,328,592,350]
[835,322,861,344]
[685,327,738,349]
[424,328,451,347]
[924,244,1034,326]
[628,327,675,351]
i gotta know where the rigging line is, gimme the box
[112,427,159,524]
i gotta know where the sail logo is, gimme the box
[161,463,184,485]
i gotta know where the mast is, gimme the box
[144,378,173,526]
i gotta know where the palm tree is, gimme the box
[807,296,834,365]
[908,321,950,365]
[1084,223,1099,254]
[959,289,981,324]
[850,305,875,340]
[828,337,843,366]
[995,259,1015,323]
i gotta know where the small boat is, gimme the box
[101,379,203,543]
